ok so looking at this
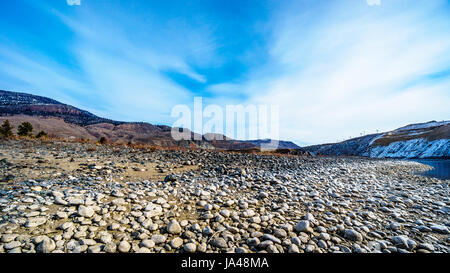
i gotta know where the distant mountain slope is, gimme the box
[0,90,122,126]
[243,139,301,150]
[305,134,381,156]
[305,121,450,159]
[0,90,61,105]
[0,90,303,152]
[0,115,94,140]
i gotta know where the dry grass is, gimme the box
[0,115,312,157]
[373,124,449,146]
[0,140,199,183]
[0,115,96,141]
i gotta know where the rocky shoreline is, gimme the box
[0,140,448,253]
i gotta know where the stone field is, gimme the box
[0,140,448,253]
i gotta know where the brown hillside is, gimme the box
[0,115,95,140]
[372,123,450,147]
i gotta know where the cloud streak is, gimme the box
[0,2,215,124]
[0,0,449,145]
[228,0,450,144]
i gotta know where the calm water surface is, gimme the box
[411,159,450,180]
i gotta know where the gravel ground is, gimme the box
[0,140,448,253]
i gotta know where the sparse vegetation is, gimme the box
[0,139,446,253]
[35,130,48,139]
[17,121,33,137]
[0,120,14,139]
[99,136,107,144]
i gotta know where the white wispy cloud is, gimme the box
[0,1,448,146]
[0,4,215,124]
[0,43,90,106]
[66,0,81,6]
[366,0,381,6]
[223,0,450,145]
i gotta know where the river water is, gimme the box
[411,159,450,180]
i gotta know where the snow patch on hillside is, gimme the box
[369,138,450,158]
[396,121,450,131]
[368,134,383,146]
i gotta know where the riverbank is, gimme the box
[410,159,450,180]
[0,140,448,253]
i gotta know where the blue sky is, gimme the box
[0,0,449,145]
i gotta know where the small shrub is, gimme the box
[17,122,33,137]
[99,137,107,144]
[0,120,14,139]
[35,130,48,138]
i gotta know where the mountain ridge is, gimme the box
[0,89,302,151]
[0,90,123,126]
[304,121,450,159]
